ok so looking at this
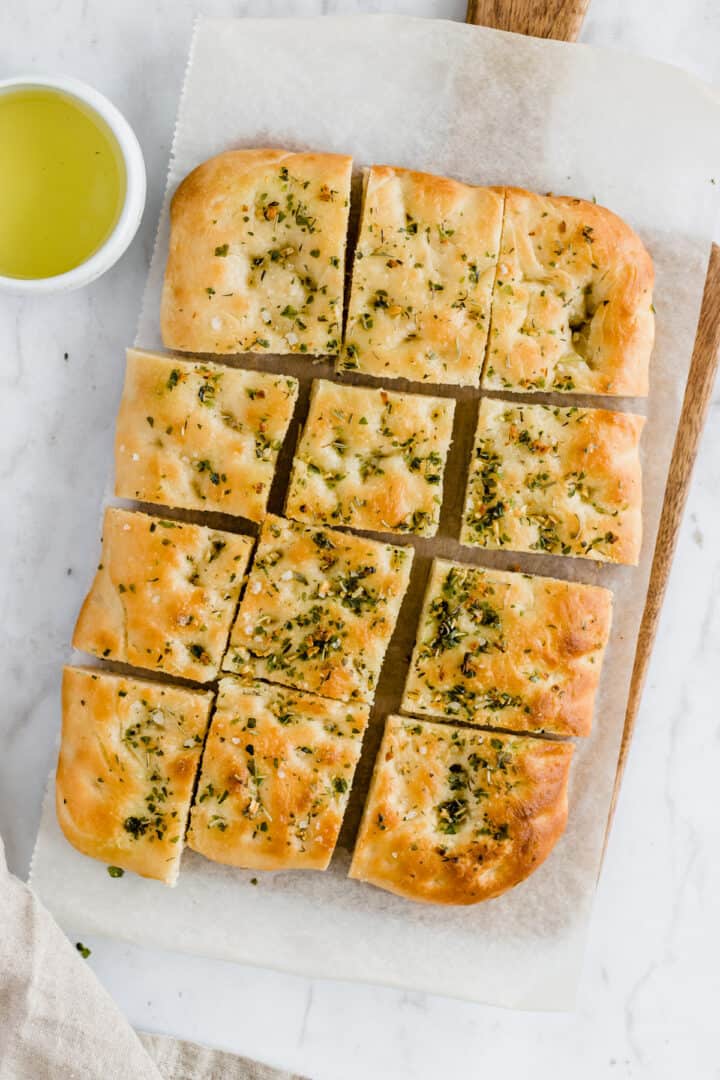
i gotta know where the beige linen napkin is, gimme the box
[0,835,301,1080]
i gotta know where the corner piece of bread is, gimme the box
[483,188,654,396]
[161,149,352,357]
[349,715,573,905]
[56,666,213,885]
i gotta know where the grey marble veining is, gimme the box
[1,2,719,1077]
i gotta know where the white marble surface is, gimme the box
[1,2,719,1077]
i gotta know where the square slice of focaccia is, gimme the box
[402,559,612,736]
[223,515,413,704]
[187,677,369,871]
[339,166,504,386]
[161,149,352,357]
[115,349,298,522]
[461,397,644,564]
[73,508,253,682]
[284,379,455,537]
[483,188,654,395]
[349,715,573,905]
[56,666,213,885]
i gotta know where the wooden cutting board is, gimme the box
[467,0,720,853]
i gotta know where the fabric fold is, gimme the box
[0,835,297,1080]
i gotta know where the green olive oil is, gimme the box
[0,87,126,279]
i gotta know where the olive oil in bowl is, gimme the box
[0,87,127,280]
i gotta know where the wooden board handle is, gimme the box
[466,0,590,41]
[605,242,720,840]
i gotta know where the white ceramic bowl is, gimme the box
[0,74,146,295]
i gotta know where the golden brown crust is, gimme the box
[284,378,455,537]
[339,166,504,386]
[56,666,213,885]
[402,559,612,736]
[349,715,573,905]
[483,188,654,395]
[161,149,352,356]
[461,397,644,565]
[222,514,413,703]
[73,508,253,681]
[187,677,369,871]
[114,349,298,521]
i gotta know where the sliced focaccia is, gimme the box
[73,508,253,682]
[115,349,298,521]
[460,397,644,564]
[402,559,612,736]
[188,677,369,871]
[284,378,455,537]
[339,166,504,386]
[349,715,573,905]
[223,515,413,704]
[483,188,654,395]
[161,149,352,357]
[56,666,213,885]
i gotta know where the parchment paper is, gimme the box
[29,16,720,1010]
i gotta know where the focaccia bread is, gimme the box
[56,666,213,885]
[349,715,573,905]
[339,166,504,386]
[461,397,644,564]
[223,515,413,703]
[483,188,654,395]
[73,508,253,682]
[284,378,455,536]
[402,559,612,736]
[161,149,352,356]
[188,677,369,871]
[115,349,298,521]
